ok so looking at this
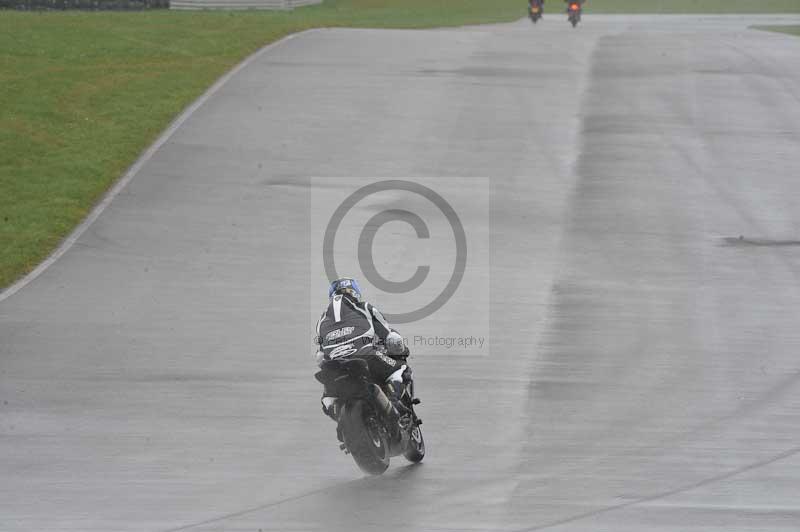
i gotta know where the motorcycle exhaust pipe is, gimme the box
[369,383,397,418]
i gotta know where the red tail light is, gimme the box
[569,3,579,10]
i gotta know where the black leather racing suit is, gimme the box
[315,294,409,402]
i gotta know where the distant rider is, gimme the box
[314,278,412,429]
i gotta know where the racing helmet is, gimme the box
[328,277,362,301]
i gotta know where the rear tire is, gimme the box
[340,402,390,475]
[403,423,425,463]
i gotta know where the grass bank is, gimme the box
[588,0,800,14]
[754,25,800,37]
[2,0,800,289]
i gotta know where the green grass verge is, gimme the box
[2,0,800,289]
[754,25,800,36]
[588,0,800,13]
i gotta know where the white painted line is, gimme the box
[0,29,320,304]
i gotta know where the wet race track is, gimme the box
[2,14,800,532]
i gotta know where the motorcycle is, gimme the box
[315,350,425,475]
[528,0,543,23]
[567,1,581,27]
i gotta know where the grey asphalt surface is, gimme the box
[3,14,800,532]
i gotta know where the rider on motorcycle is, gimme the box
[314,277,412,429]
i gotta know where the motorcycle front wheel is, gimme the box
[403,423,425,463]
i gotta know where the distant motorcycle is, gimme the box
[315,350,425,475]
[529,0,543,23]
[567,1,582,27]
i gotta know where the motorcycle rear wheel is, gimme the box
[341,401,390,475]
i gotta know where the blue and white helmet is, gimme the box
[328,277,362,301]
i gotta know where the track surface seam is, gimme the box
[160,478,363,532]
[515,445,800,531]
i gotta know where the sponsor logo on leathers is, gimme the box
[325,327,355,342]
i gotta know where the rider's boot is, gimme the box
[322,396,344,443]
[321,396,339,421]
